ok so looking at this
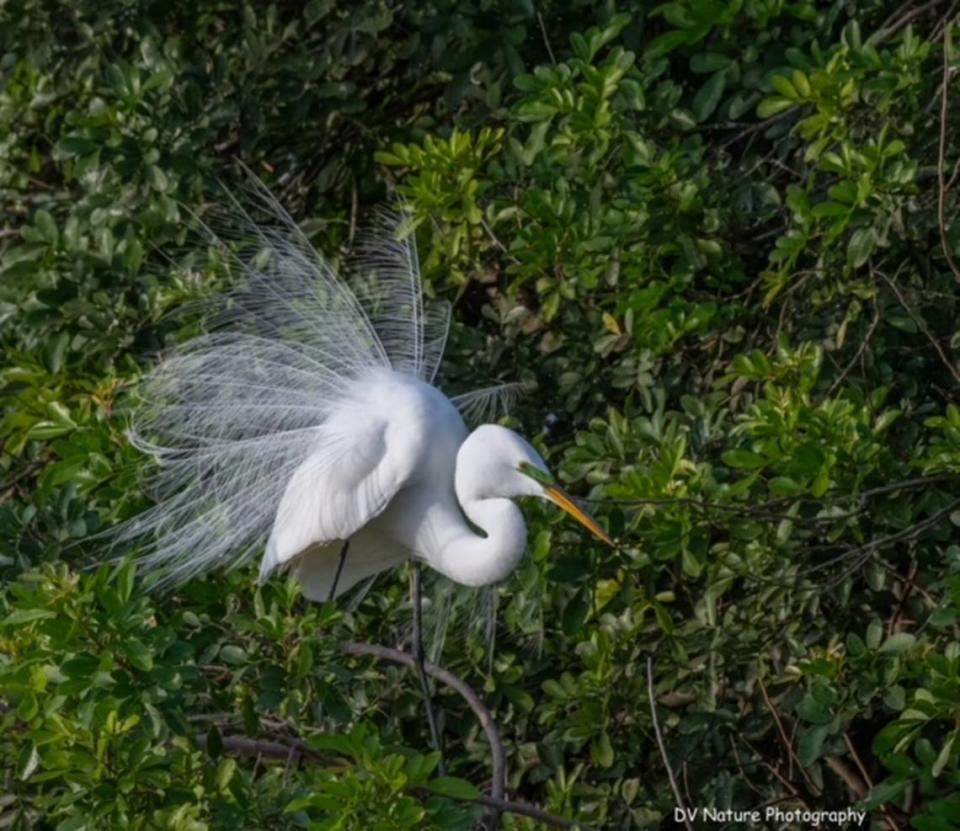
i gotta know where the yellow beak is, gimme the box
[544,485,615,546]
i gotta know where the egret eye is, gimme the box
[518,460,555,486]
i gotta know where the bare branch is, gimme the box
[872,0,947,45]
[757,677,820,796]
[647,656,694,831]
[825,755,867,799]
[343,641,506,828]
[827,297,881,396]
[878,268,960,384]
[195,725,589,830]
[195,732,324,763]
[938,22,960,284]
[537,12,557,65]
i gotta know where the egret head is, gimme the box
[457,424,614,546]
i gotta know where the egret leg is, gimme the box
[327,540,350,602]
[412,560,446,774]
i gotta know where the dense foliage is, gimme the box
[3,1,960,828]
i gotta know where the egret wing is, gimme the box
[259,412,416,581]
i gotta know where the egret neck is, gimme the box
[432,494,528,587]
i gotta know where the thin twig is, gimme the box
[839,736,901,830]
[196,732,324,763]
[825,755,867,799]
[757,677,820,796]
[411,562,446,775]
[808,497,960,581]
[580,473,958,514]
[647,657,693,831]
[938,22,960,284]
[827,297,881,395]
[933,0,960,41]
[879,268,960,383]
[719,108,797,150]
[871,0,946,45]
[875,559,939,605]
[787,719,799,782]
[887,560,920,637]
[729,736,765,796]
[737,736,813,811]
[480,216,510,256]
[843,734,873,790]
[348,178,359,246]
[537,12,557,65]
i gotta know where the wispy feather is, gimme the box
[108,183,520,589]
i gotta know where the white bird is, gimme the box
[115,190,613,602]
[111,186,613,768]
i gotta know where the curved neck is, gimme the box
[431,494,527,587]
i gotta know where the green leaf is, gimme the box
[46,401,75,428]
[874,409,901,434]
[722,449,766,469]
[425,777,480,800]
[932,730,957,778]
[847,227,876,268]
[681,546,704,577]
[645,30,690,60]
[690,53,731,73]
[769,477,804,496]
[17,744,40,781]
[220,645,248,664]
[25,421,73,441]
[692,72,725,122]
[117,561,136,604]
[757,97,794,118]
[216,758,237,792]
[2,608,56,627]
[846,633,866,658]
[591,731,615,768]
[123,638,154,672]
[56,135,99,157]
[879,633,916,655]
[792,70,811,97]
[147,166,168,191]
[562,590,589,636]
[33,210,58,244]
[796,693,832,725]
[797,725,828,767]
[811,201,850,218]
[771,74,798,99]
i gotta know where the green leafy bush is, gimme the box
[3,1,960,828]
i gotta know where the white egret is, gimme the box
[112,185,613,762]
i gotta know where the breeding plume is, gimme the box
[116,190,613,601]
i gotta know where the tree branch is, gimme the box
[647,657,694,831]
[343,641,506,829]
[195,727,589,830]
[827,297,881,396]
[879,268,960,384]
[196,732,324,763]
[757,676,820,796]
[938,22,960,284]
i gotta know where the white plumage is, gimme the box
[113,186,611,599]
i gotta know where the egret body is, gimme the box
[115,193,612,598]
[261,368,610,601]
[110,189,613,769]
